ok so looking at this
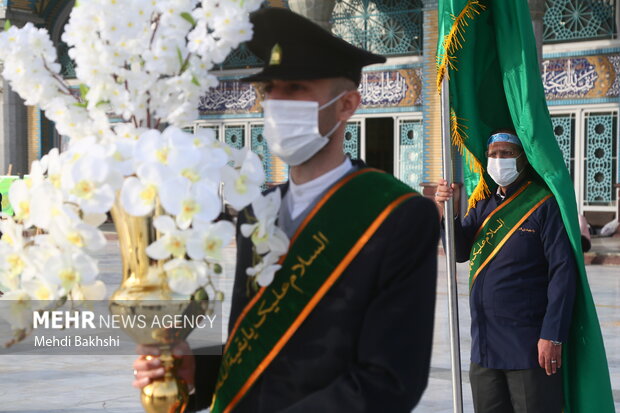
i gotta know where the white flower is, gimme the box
[241,189,289,256]
[163,258,207,296]
[187,220,235,262]
[61,154,115,214]
[0,216,26,250]
[134,129,173,166]
[22,277,59,301]
[0,219,28,292]
[191,127,217,148]
[0,0,269,328]
[8,180,34,227]
[82,212,108,228]
[120,163,167,217]
[0,245,26,292]
[70,280,107,301]
[40,147,62,188]
[246,252,282,287]
[159,178,221,230]
[42,250,99,294]
[222,149,265,210]
[0,290,33,330]
[48,207,107,252]
[163,127,226,187]
[29,181,64,230]
[145,215,188,260]
[110,137,137,176]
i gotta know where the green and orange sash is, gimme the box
[211,169,418,413]
[469,180,553,289]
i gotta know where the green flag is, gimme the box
[437,1,615,412]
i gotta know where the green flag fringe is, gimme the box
[437,0,490,212]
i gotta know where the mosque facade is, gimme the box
[0,0,618,226]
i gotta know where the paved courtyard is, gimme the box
[0,235,618,412]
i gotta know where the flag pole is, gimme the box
[440,76,464,413]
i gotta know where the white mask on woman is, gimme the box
[261,91,346,166]
[487,154,522,187]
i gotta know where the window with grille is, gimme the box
[543,0,616,43]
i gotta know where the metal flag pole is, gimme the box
[440,76,464,413]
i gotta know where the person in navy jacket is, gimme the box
[435,131,576,413]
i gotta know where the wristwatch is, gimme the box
[551,340,562,346]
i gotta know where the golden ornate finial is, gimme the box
[269,43,282,66]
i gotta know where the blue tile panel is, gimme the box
[584,112,617,206]
[343,121,361,159]
[399,119,423,192]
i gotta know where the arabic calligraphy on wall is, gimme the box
[198,67,423,116]
[359,68,422,108]
[198,81,263,115]
[542,54,619,100]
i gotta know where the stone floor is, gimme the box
[585,235,620,265]
[0,236,618,412]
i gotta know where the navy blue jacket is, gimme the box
[450,179,576,370]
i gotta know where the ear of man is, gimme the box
[331,78,361,122]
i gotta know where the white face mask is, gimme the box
[261,92,345,166]
[487,154,522,187]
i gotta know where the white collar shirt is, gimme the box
[285,158,353,220]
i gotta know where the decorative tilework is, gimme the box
[584,112,617,205]
[421,4,441,184]
[224,125,245,150]
[343,121,361,159]
[219,43,263,70]
[550,114,575,178]
[331,0,423,56]
[542,54,618,100]
[250,124,288,186]
[57,40,76,79]
[543,0,616,43]
[199,68,422,117]
[399,119,423,192]
[544,47,620,59]
[608,55,620,97]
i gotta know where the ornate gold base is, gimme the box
[140,351,189,413]
[109,201,201,413]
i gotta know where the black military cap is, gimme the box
[242,8,386,85]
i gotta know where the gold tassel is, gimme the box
[436,0,487,92]
[449,109,490,213]
[466,156,491,213]
[438,0,490,213]
[450,109,467,151]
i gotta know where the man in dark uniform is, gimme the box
[435,131,577,413]
[133,7,439,413]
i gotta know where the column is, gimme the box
[0,82,29,175]
[420,0,442,197]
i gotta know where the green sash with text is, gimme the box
[469,180,552,289]
[211,169,418,413]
